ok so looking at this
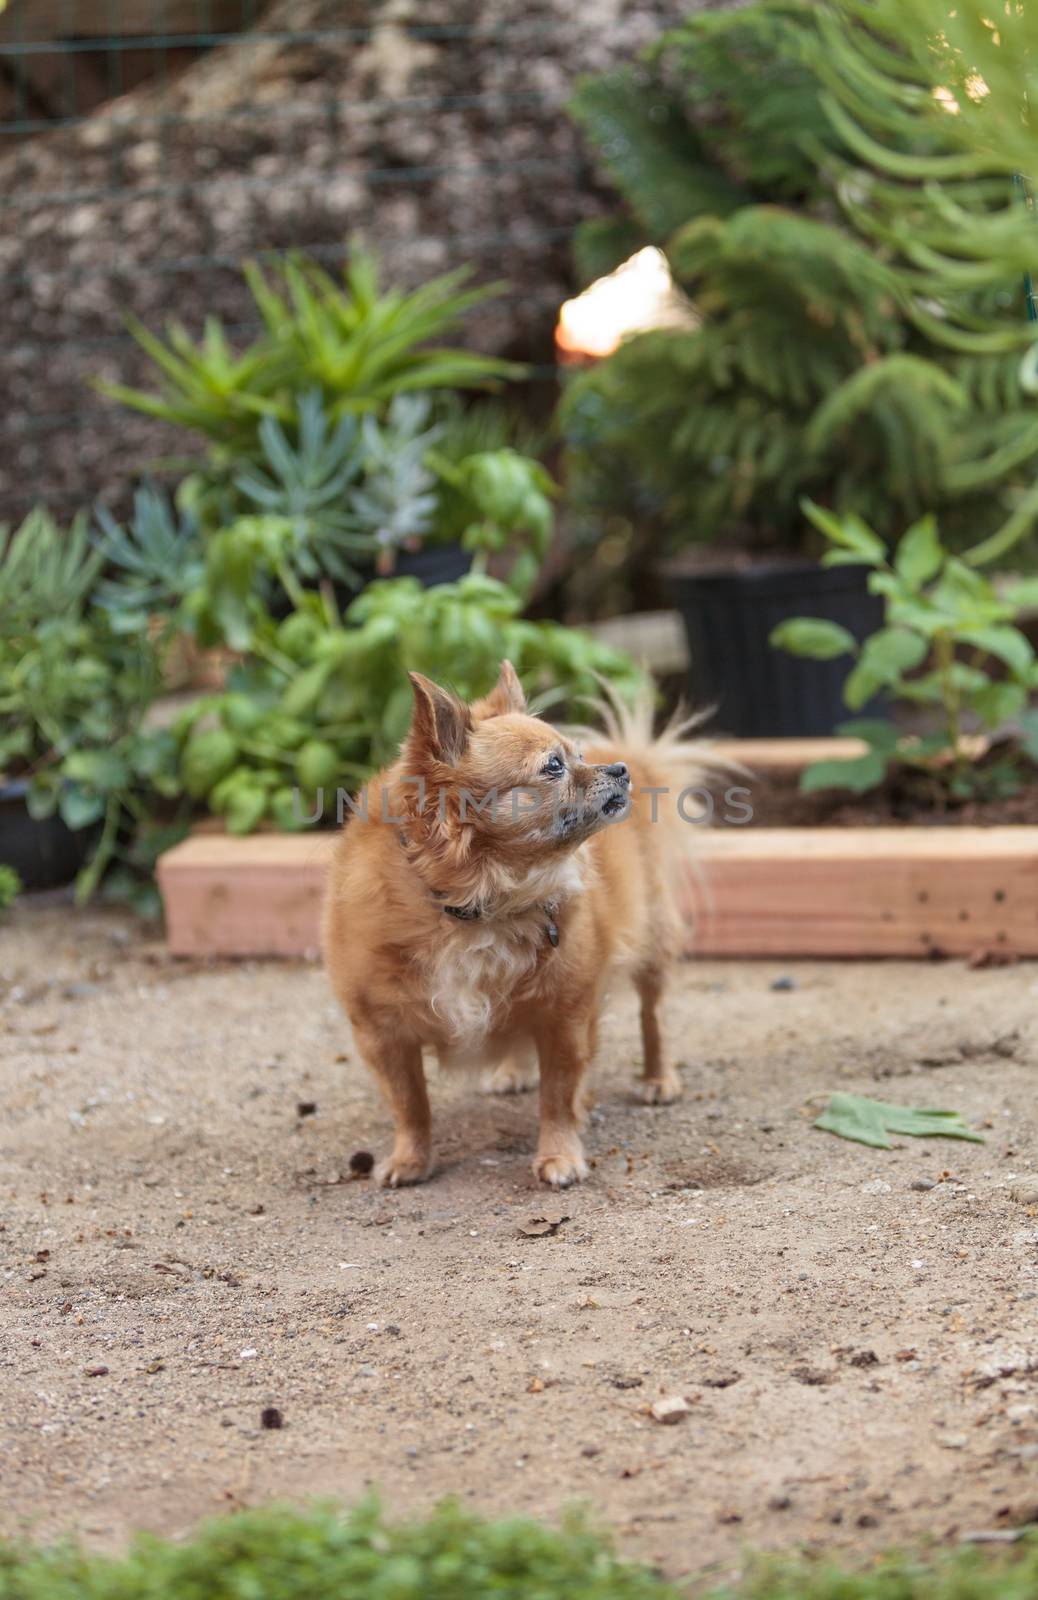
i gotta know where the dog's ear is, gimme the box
[476,659,527,719]
[406,672,473,765]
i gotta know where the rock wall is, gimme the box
[0,0,689,515]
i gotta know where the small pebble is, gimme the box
[260,1407,284,1430]
[84,1364,109,1377]
[296,1101,318,1119]
[911,1179,937,1192]
[349,1150,375,1176]
[770,976,798,992]
[650,1394,691,1425]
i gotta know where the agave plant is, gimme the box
[246,253,520,416]
[99,250,523,454]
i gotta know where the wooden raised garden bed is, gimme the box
[156,738,1038,961]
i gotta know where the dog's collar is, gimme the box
[397,829,561,947]
[441,901,481,921]
[441,897,560,948]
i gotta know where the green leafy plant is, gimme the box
[99,395,555,640]
[0,1500,680,1600]
[0,864,21,912]
[432,446,555,602]
[3,1497,1038,1600]
[770,502,1038,797]
[560,0,1038,564]
[175,574,643,834]
[0,507,181,904]
[99,251,556,605]
[813,1092,985,1150]
[100,251,523,455]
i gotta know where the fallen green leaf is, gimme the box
[813,1092,985,1150]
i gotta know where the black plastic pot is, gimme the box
[671,558,883,737]
[385,543,473,587]
[0,779,93,891]
[272,543,473,619]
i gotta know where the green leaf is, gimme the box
[858,627,929,685]
[803,500,886,564]
[270,785,312,831]
[181,728,239,799]
[1019,710,1038,764]
[62,749,131,792]
[970,681,1028,728]
[220,694,267,736]
[569,67,747,239]
[894,515,944,588]
[799,750,888,794]
[769,617,857,660]
[0,864,21,912]
[958,625,1034,679]
[25,779,59,821]
[842,662,884,711]
[1003,577,1038,613]
[58,784,107,831]
[814,1092,985,1150]
[835,718,900,752]
[224,782,271,836]
[296,739,340,793]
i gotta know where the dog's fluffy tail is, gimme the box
[575,676,734,805]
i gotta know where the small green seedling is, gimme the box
[771,501,1038,799]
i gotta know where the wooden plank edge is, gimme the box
[157,826,1038,960]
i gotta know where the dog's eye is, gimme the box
[542,754,565,779]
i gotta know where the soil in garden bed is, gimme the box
[743,748,1038,829]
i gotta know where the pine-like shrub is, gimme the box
[561,0,1038,564]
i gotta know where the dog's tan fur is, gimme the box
[322,661,701,1189]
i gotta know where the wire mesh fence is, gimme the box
[0,0,685,519]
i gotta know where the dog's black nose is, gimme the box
[602,762,630,786]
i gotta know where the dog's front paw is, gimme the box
[375,1147,432,1188]
[533,1145,589,1189]
[639,1066,683,1105]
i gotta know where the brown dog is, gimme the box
[323,662,704,1188]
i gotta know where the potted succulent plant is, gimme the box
[0,509,179,900]
[101,250,550,599]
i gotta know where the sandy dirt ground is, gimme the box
[2,900,1038,1583]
